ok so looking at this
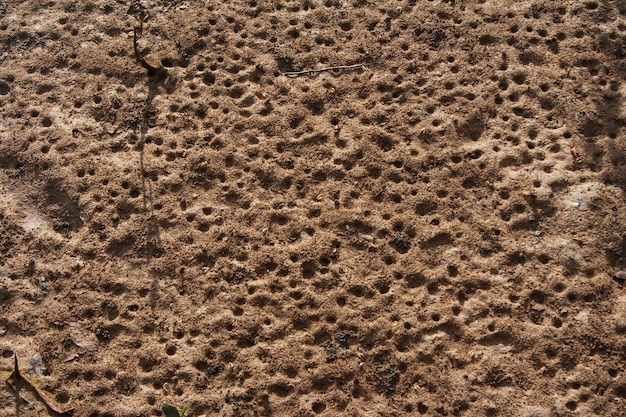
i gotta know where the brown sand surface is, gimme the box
[1,0,626,416]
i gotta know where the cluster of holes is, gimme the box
[3,4,624,417]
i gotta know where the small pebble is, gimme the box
[36,276,48,291]
[614,270,626,281]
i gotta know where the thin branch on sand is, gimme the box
[281,63,363,77]
[5,354,74,416]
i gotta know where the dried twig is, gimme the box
[128,1,164,76]
[132,24,164,75]
[281,63,363,77]
[6,354,74,416]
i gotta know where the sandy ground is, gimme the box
[1,0,626,416]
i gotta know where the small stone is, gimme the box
[36,276,48,291]
[613,271,626,281]
[574,311,589,322]
[29,353,47,376]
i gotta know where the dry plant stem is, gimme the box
[133,25,162,75]
[6,354,74,416]
[282,63,363,77]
